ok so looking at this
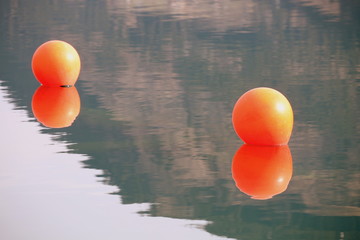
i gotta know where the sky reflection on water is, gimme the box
[0,86,231,240]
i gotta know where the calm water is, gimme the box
[0,0,359,239]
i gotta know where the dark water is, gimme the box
[0,0,359,239]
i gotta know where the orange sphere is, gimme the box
[232,87,293,145]
[32,86,81,128]
[32,40,81,86]
[232,144,293,200]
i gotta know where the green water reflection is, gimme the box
[0,0,359,239]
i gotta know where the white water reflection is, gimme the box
[0,85,233,240]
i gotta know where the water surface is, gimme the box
[0,0,359,239]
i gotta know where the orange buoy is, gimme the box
[232,144,293,200]
[32,40,81,86]
[32,86,81,128]
[232,87,293,146]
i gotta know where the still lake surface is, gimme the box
[0,0,359,239]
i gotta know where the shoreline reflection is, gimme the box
[232,144,293,200]
[32,86,81,128]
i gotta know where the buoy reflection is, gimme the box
[232,144,293,200]
[32,86,81,128]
